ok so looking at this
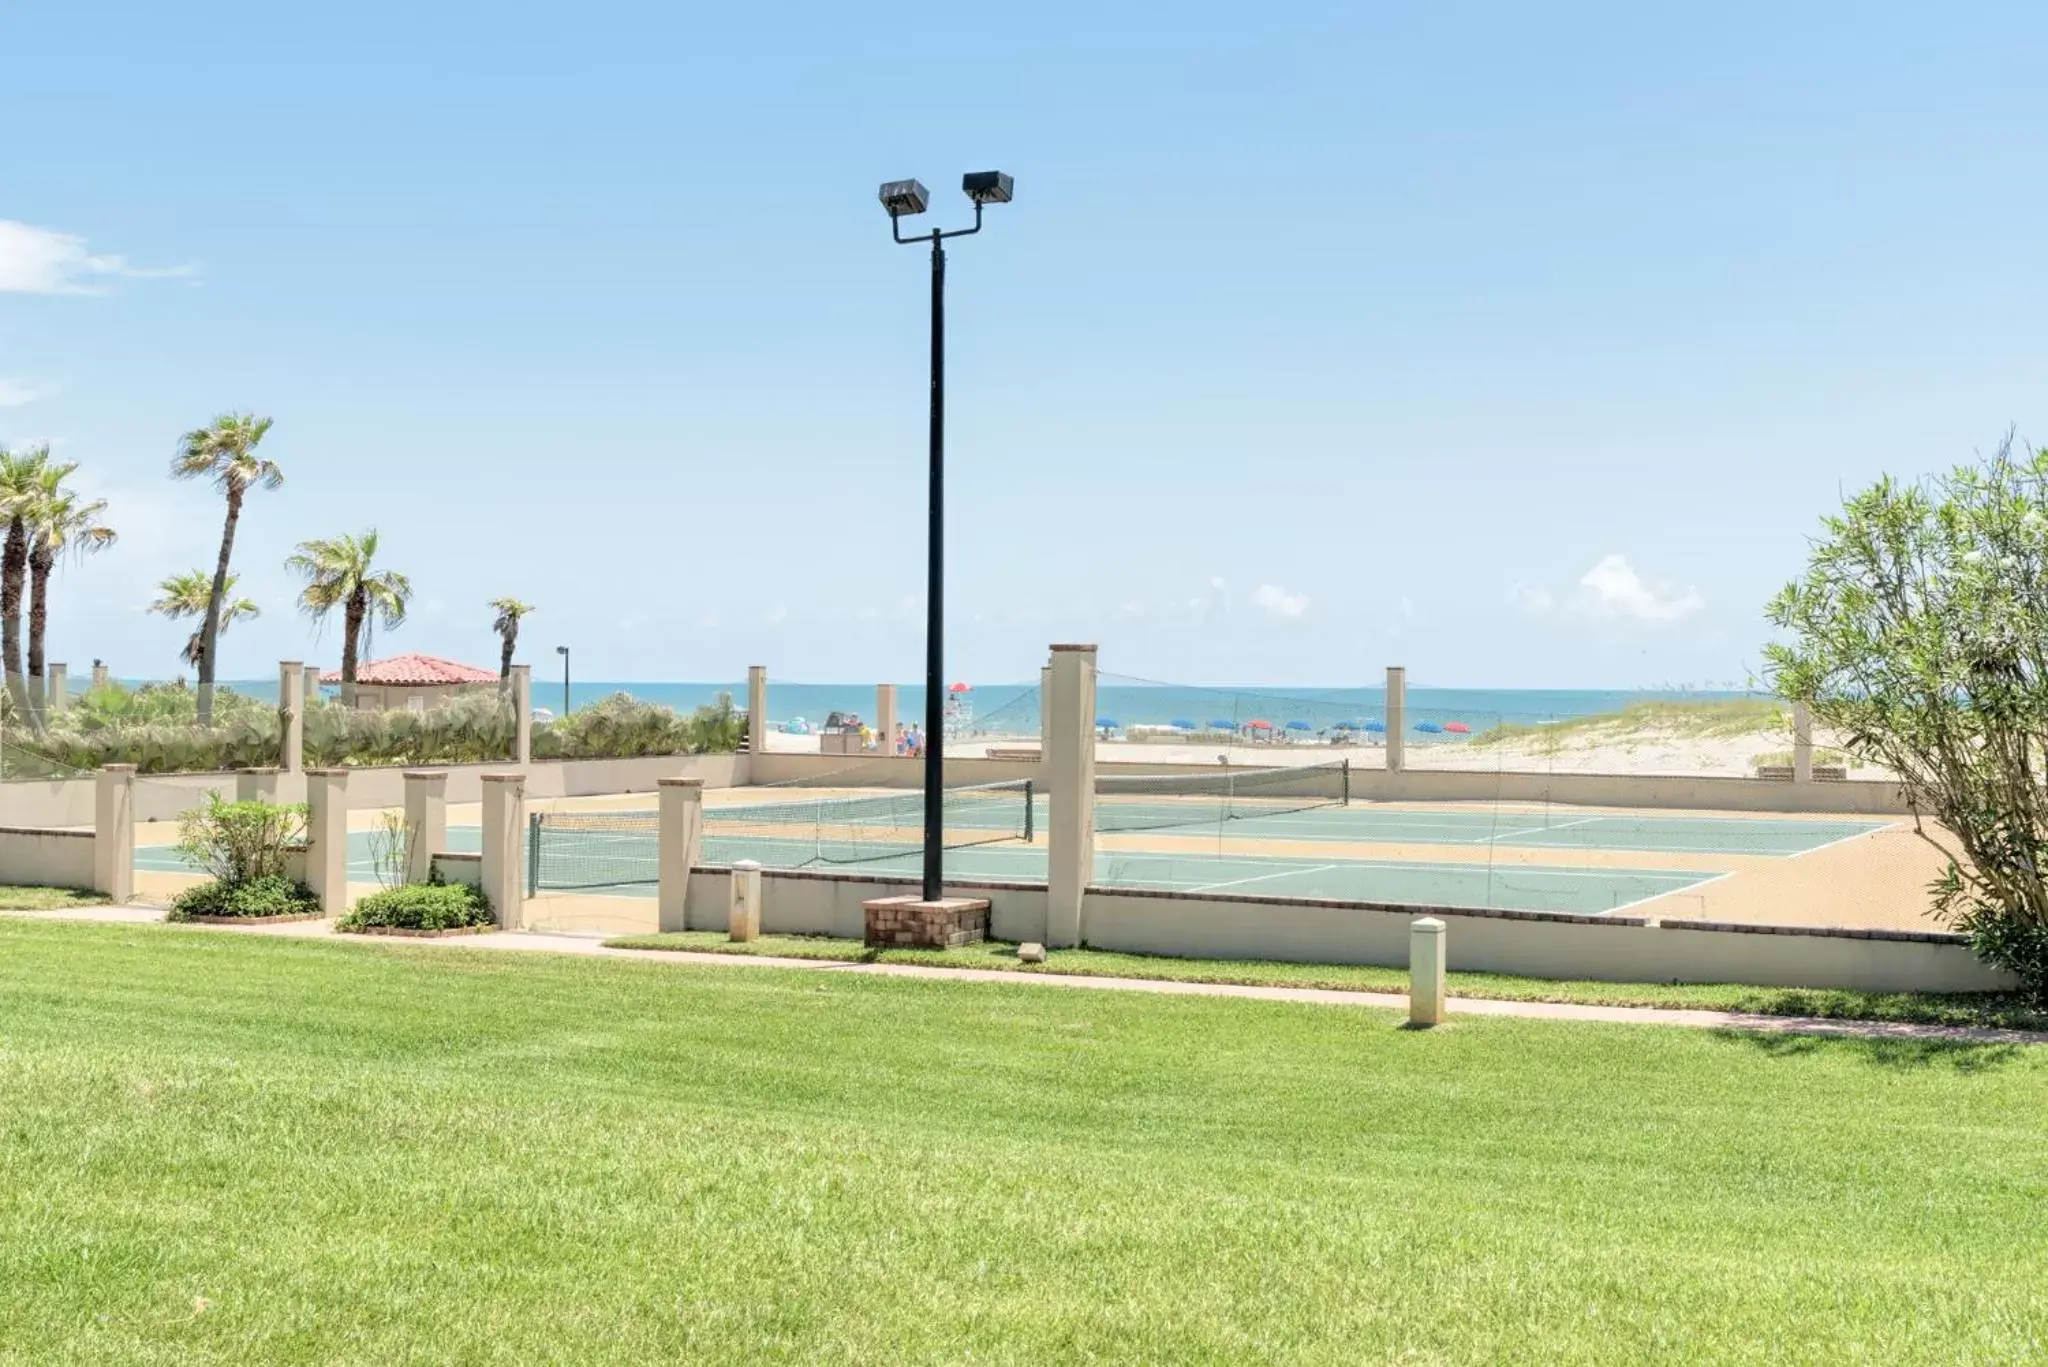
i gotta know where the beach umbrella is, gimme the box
[1363,720,1387,733]
[1247,719,1274,730]
[1169,718,1197,730]
[1207,718,1236,730]
[1330,720,1356,731]
[1096,717,1118,729]
[1285,720,1313,731]
[1415,721,1443,734]
[1445,721,1471,734]
[949,681,971,693]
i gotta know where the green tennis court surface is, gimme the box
[519,830,1710,916]
[137,802,1883,918]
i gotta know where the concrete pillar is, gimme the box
[47,663,67,714]
[510,665,532,765]
[1045,643,1098,948]
[480,772,526,929]
[92,765,135,903]
[747,665,768,755]
[1409,916,1447,1027]
[91,661,109,691]
[1040,664,1052,753]
[305,768,349,916]
[236,767,284,803]
[876,683,898,754]
[278,660,305,774]
[729,859,763,941]
[303,663,322,706]
[657,777,704,931]
[1792,701,1813,783]
[1385,666,1407,772]
[403,770,449,885]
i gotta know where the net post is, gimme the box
[1023,779,1034,843]
[1341,757,1351,805]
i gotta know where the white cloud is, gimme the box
[1574,554,1702,622]
[1252,583,1309,619]
[1510,583,1554,615]
[0,220,194,295]
[0,378,47,407]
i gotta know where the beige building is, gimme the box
[321,653,501,711]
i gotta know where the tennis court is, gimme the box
[130,772,1893,920]
[512,779,1892,916]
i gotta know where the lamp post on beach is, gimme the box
[554,645,570,719]
[879,170,1014,903]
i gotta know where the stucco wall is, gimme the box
[0,826,97,889]
[664,867,2009,996]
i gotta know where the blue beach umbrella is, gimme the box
[1207,718,1236,730]
[1169,718,1198,730]
[1415,721,1443,734]
[1285,720,1313,731]
[1096,717,1119,729]
[1363,720,1387,733]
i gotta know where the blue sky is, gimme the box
[3,1,2042,689]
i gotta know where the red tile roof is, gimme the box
[320,653,500,686]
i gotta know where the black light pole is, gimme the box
[554,645,570,718]
[881,171,1014,903]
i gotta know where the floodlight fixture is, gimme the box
[961,170,1013,205]
[878,179,930,217]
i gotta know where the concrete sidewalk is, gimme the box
[13,905,2043,1047]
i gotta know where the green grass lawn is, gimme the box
[0,884,110,912]
[605,930,2048,1032]
[3,919,2045,1364]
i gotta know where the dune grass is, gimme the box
[1,917,2044,1364]
[604,930,2047,1032]
[0,885,110,912]
[1469,697,1790,752]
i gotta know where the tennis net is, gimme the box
[1093,760,1348,834]
[527,779,1035,889]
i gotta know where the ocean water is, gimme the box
[206,678,1761,737]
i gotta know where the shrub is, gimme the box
[169,874,320,921]
[175,794,307,885]
[1766,434,2048,999]
[338,880,494,933]
[533,693,743,760]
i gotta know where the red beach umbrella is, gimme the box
[1247,719,1274,730]
[949,681,971,693]
[1445,721,1471,734]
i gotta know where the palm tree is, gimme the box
[26,476,116,726]
[286,530,412,707]
[151,570,260,671]
[489,598,535,681]
[171,413,280,724]
[0,445,56,719]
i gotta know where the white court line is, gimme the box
[1465,816,1602,845]
[1186,864,1342,894]
[1602,870,1733,917]
[1785,821,1902,859]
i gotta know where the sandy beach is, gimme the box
[774,719,1878,779]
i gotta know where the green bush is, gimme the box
[338,880,494,933]
[304,689,516,767]
[533,693,743,760]
[169,874,320,921]
[175,794,307,885]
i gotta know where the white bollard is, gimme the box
[1409,916,1447,1027]
[728,859,762,942]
